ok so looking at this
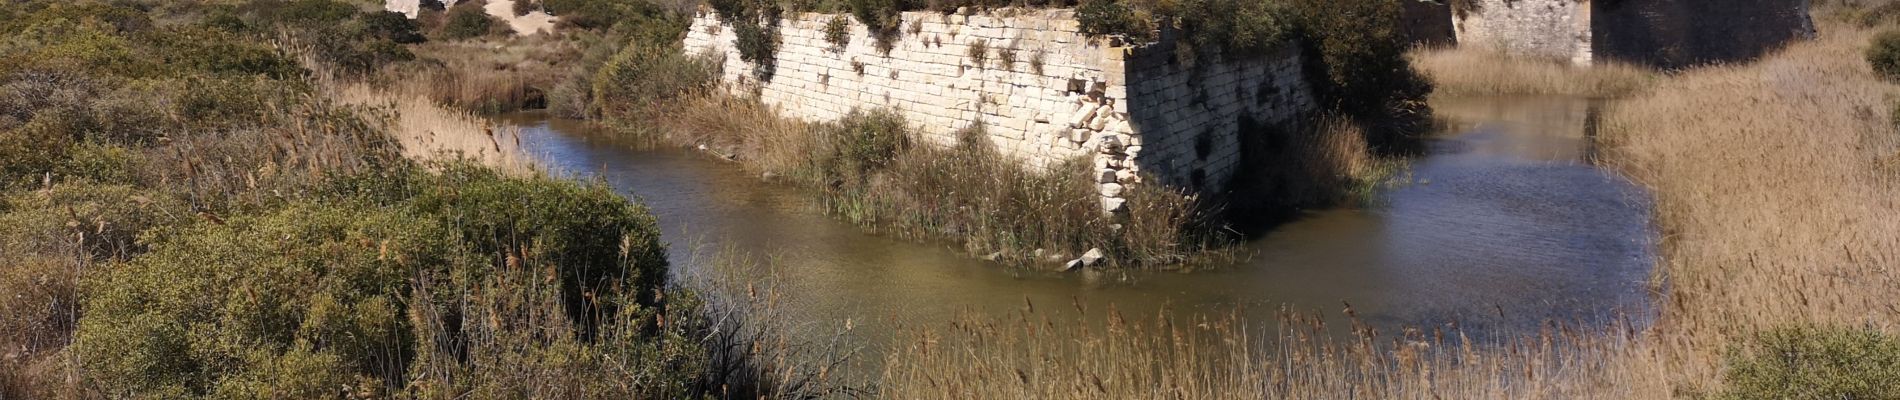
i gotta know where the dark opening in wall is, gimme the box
[1194,130,1213,161]
[522,86,548,110]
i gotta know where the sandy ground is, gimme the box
[484,0,558,35]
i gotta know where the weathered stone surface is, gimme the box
[1454,0,1813,67]
[1079,248,1106,267]
[1102,197,1127,214]
[683,6,1318,222]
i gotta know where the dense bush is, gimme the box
[1287,0,1433,150]
[848,0,902,34]
[439,2,501,40]
[404,164,671,311]
[1720,325,1900,399]
[1075,0,1153,42]
[75,164,678,398]
[1869,29,1900,81]
[815,109,912,182]
[77,203,446,398]
[590,45,718,120]
[733,20,780,69]
[0,183,188,263]
[362,11,428,44]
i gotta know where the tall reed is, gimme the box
[1409,47,1658,98]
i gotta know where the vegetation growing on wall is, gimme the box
[824,15,852,50]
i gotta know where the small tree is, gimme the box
[437,3,498,40]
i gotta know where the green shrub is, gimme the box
[967,39,989,67]
[54,142,144,185]
[848,0,901,34]
[590,45,717,119]
[1869,30,1900,81]
[1075,0,1152,42]
[438,2,499,40]
[815,109,911,183]
[1287,0,1433,149]
[1176,0,1290,59]
[0,19,155,79]
[824,16,851,50]
[1720,325,1900,399]
[0,111,81,186]
[77,203,447,398]
[259,0,358,28]
[403,164,671,311]
[147,26,305,79]
[0,183,187,261]
[733,20,780,69]
[708,0,754,24]
[362,10,427,44]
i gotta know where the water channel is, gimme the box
[497,94,1656,357]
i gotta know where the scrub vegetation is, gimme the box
[0,1,845,399]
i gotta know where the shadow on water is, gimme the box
[493,93,1656,364]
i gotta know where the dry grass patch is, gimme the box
[379,34,584,114]
[1410,47,1657,98]
[335,84,536,174]
[1597,23,1900,394]
[879,305,1664,399]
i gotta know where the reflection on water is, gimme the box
[498,94,1654,355]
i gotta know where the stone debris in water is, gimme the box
[1079,248,1106,267]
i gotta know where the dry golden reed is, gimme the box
[334,84,536,174]
[1409,47,1658,98]
[1596,22,1900,394]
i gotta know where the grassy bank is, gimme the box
[642,93,1229,269]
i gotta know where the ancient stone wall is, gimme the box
[1402,0,1457,47]
[1453,0,1814,67]
[1453,0,1594,64]
[682,8,1315,212]
[1593,0,1814,68]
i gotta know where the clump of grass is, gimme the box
[1224,114,1406,226]
[995,44,1017,71]
[1411,47,1659,98]
[966,39,988,68]
[1029,49,1045,75]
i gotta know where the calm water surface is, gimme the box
[498,94,1655,354]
